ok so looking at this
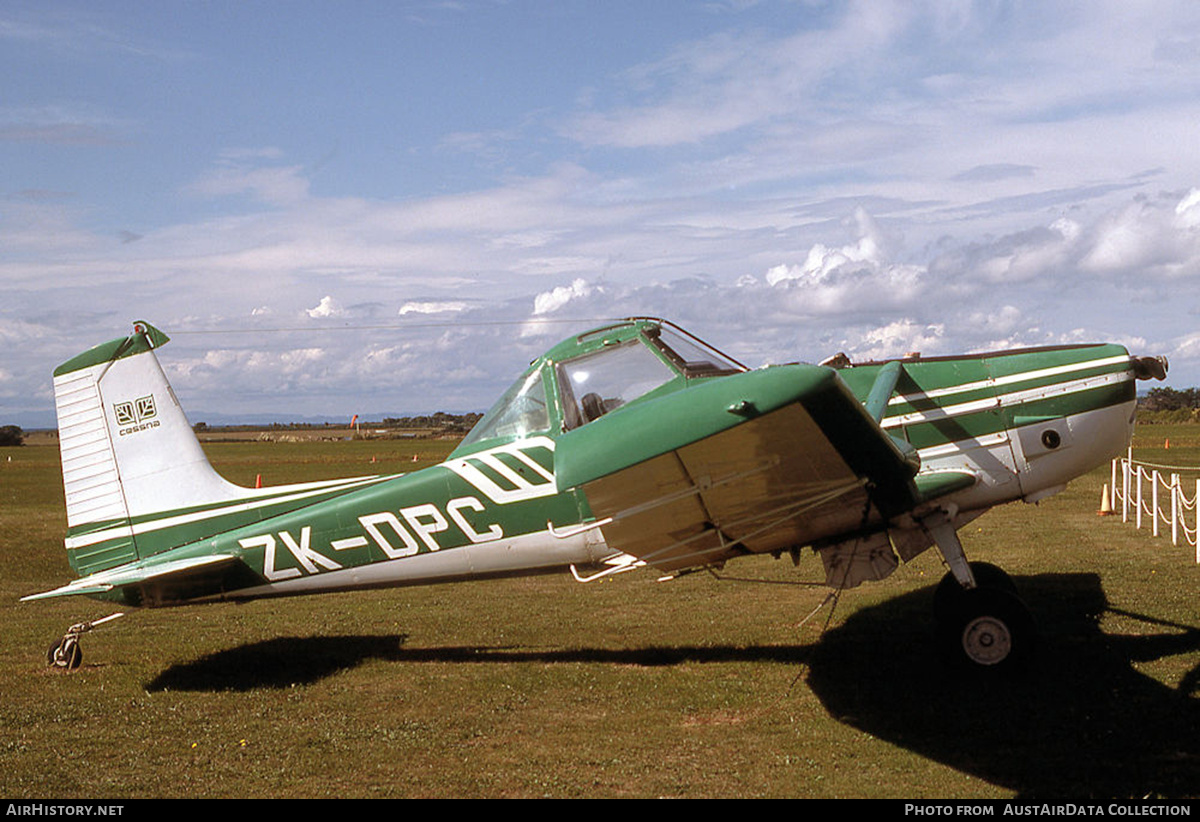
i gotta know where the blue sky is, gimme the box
[4,0,1200,425]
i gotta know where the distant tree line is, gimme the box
[1138,388,1200,423]
[0,425,24,446]
[1140,387,1200,411]
[380,412,483,432]
[190,412,484,435]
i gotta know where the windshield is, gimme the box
[558,340,676,430]
[459,319,746,448]
[458,366,550,447]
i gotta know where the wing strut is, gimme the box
[863,360,904,424]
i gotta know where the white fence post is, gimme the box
[1111,458,1118,513]
[1171,473,1179,546]
[1122,451,1130,522]
[1110,454,1199,562]
[1118,448,1128,518]
[1136,465,1143,530]
[1152,469,1159,537]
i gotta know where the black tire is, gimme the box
[939,587,1035,672]
[933,561,1018,623]
[47,637,82,670]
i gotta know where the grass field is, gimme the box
[1,428,1197,799]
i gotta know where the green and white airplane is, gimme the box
[26,318,1167,672]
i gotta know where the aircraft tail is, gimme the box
[53,321,247,577]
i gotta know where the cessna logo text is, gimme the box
[114,394,159,436]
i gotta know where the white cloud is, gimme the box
[399,301,467,315]
[969,304,1023,338]
[562,3,911,149]
[532,278,594,315]
[1080,190,1200,277]
[188,161,310,206]
[856,320,946,361]
[306,296,344,318]
[758,208,926,317]
[0,318,53,343]
[766,208,891,286]
[972,222,1083,284]
[1174,188,1200,231]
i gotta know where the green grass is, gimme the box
[1,431,1197,798]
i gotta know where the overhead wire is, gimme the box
[167,317,627,336]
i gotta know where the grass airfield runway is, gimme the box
[1,427,1197,798]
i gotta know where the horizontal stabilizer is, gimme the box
[21,554,238,602]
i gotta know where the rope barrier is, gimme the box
[1109,448,1200,562]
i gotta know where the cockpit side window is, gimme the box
[647,325,746,377]
[558,340,676,430]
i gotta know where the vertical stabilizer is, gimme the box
[53,321,246,575]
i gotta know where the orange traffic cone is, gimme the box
[255,474,262,489]
[1098,484,1113,515]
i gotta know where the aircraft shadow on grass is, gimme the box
[146,572,1198,797]
[806,572,1200,798]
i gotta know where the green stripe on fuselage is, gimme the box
[66,476,396,577]
[129,452,589,602]
[836,344,1134,452]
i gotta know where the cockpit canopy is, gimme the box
[455,319,745,454]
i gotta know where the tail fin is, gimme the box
[53,321,246,576]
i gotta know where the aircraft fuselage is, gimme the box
[35,320,1145,613]
[86,343,1136,607]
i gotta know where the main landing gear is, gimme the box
[46,613,124,671]
[924,512,1036,673]
[934,562,1035,671]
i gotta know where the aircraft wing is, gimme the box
[555,364,930,573]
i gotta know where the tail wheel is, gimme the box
[41,613,122,671]
[47,637,83,670]
[940,587,1035,672]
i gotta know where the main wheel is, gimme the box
[47,637,82,670]
[939,587,1035,672]
[933,561,1018,623]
